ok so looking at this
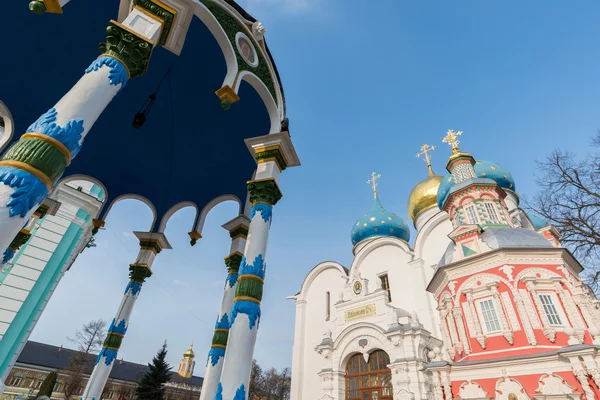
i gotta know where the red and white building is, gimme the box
[427,136,600,400]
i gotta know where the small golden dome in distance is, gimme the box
[407,166,443,222]
[183,343,195,359]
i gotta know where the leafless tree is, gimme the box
[247,360,291,400]
[526,132,600,289]
[61,319,107,400]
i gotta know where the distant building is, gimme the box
[1,341,202,400]
[177,344,196,379]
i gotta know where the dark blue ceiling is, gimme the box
[0,0,273,231]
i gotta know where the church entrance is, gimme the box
[345,350,393,400]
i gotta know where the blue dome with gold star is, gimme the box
[351,196,410,246]
[437,160,516,209]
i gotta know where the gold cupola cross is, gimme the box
[367,172,381,198]
[416,143,435,166]
[443,129,462,154]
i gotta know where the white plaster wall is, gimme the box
[292,264,346,400]
[350,239,438,334]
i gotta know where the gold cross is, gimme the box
[367,172,381,198]
[416,144,435,166]
[443,129,462,153]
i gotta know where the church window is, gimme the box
[539,293,562,325]
[345,351,392,400]
[485,202,499,223]
[379,275,391,302]
[478,298,501,333]
[465,205,479,224]
[326,292,331,321]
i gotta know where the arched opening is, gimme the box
[345,350,392,400]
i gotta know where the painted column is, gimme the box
[81,232,171,400]
[217,133,299,400]
[0,7,165,259]
[200,216,249,400]
[1,202,56,267]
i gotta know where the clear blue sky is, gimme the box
[32,0,600,375]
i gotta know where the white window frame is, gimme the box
[537,291,567,327]
[475,297,502,336]
[484,202,499,223]
[465,204,479,224]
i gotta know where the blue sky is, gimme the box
[31,0,600,374]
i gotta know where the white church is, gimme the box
[289,132,600,400]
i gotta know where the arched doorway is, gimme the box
[345,350,393,400]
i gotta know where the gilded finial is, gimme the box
[367,172,382,199]
[416,144,436,176]
[443,129,462,154]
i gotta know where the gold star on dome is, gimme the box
[443,129,462,154]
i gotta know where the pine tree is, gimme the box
[137,341,172,400]
[37,371,57,398]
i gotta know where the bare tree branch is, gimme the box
[525,133,600,291]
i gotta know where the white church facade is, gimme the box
[289,133,600,400]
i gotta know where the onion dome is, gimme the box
[437,160,516,208]
[408,144,444,222]
[351,195,410,246]
[183,343,195,359]
[527,213,549,230]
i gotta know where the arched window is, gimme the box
[326,292,331,321]
[345,350,392,400]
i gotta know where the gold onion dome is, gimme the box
[407,165,443,222]
[183,343,195,359]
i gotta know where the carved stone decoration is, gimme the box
[534,373,576,395]
[525,281,556,342]
[448,280,458,297]
[432,373,444,400]
[453,307,471,354]
[572,366,595,400]
[466,292,486,348]
[446,307,462,353]
[587,367,600,391]
[439,309,456,359]
[500,265,515,281]
[519,288,541,329]
[252,21,266,39]
[494,377,531,400]
[462,300,476,339]
[513,292,537,345]
[501,291,521,331]
[553,282,585,339]
[457,380,487,398]
[392,364,415,400]
[491,285,514,345]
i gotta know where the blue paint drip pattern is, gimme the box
[0,166,49,218]
[226,273,238,289]
[207,347,225,367]
[215,382,223,400]
[234,384,246,400]
[96,348,118,366]
[239,254,266,279]
[231,300,261,329]
[250,203,272,223]
[85,56,129,89]
[215,313,230,330]
[2,249,14,264]
[108,318,127,335]
[124,281,142,296]
[27,108,84,157]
